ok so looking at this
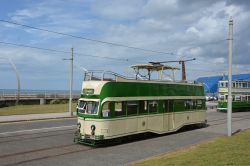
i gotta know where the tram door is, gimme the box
[163,100,174,131]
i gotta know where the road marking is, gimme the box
[0,125,75,136]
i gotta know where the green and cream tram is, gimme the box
[75,64,207,146]
[217,80,250,112]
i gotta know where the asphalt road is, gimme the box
[0,110,250,166]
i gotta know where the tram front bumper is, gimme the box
[81,134,104,140]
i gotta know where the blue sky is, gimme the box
[0,0,250,90]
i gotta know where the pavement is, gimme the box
[0,112,76,123]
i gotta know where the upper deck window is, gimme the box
[77,100,99,115]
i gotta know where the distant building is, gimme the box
[196,73,250,95]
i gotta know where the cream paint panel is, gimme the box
[106,120,126,136]
[126,118,138,133]
[173,111,205,130]
[137,117,148,131]
[148,115,163,132]
[163,113,174,131]
[78,111,206,139]
[82,81,108,95]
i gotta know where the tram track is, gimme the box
[208,114,250,122]
[208,114,250,126]
[0,124,76,143]
[0,129,74,144]
[0,143,94,166]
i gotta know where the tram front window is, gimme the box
[77,101,99,114]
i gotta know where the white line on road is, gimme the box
[0,125,76,136]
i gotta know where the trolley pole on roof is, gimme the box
[227,17,233,136]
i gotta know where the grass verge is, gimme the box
[0,103,77,116]
[130,129,250,166]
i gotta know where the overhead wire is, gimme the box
[0,19,232,66]
[0,19,174,55]
[0,41,128,61]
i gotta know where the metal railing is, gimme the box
[84,70,133,81]
[0,90,80,100]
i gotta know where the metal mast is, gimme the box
[227,17,233,136]
[179,61,186,81]
[69,48,74,116]
[9,58,20,105]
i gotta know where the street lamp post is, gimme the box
[9,58,20,105]
[227,17,233,136]
[0,57,20,105]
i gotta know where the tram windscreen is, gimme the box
[77,101,99,114]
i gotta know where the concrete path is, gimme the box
[0,112,76,123]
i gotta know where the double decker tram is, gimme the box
[217,80,250,112]
[74,64,207,146]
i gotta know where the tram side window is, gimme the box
[114,102,126,117]
[139,101,148,114]
[185,100,193,110]
[219,95,225,101]
[174,100,185,112]
[102,102,110,118]
[148,101,158,113]
[235,96,241,101]
[169,100,174,112]
[164,100,169,112]
[242,96,247,101]
[196,100,203,109]
[127,101,138,116]
[164,100,174,112]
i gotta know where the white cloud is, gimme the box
[214,57,226,64]
[90,0,144,20]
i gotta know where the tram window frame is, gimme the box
[233,82,236,88]
[148,101,158,114]
[242,96,247,101]
[164,100,169,113]
[184,100,194,110]
[139,101,148,114]
[126,101,139,116]
[235,96,241,101]
[114,102,126,117]
[169,100,174,112]
[225,82,228,88]
[219,95,225,101]
[196,100,203,109]
[164,100,174,113]
[102,102,110,118]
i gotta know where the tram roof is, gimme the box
[130,64,179,71]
